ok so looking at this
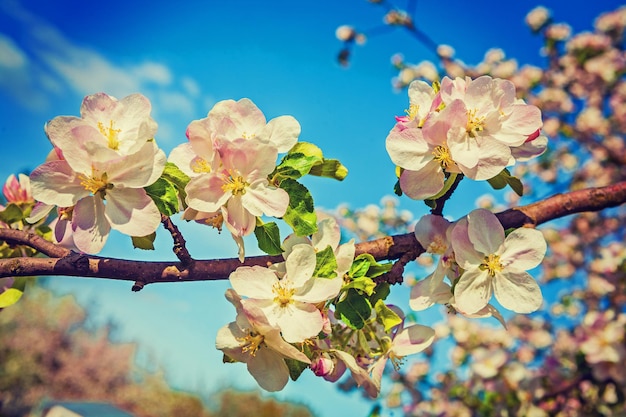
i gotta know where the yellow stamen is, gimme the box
[79,171,112,198]
[222,172,249,196]
[431,145,454,169]
[272,280,295,307]
[241,131,256,139]
[481,253,503,277]
[237,330,265,356]
[191,157,212,173]
[466,108,486,138]
[97,120,122,150]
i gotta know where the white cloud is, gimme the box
[0,0,206,122]
[0,33,26,68]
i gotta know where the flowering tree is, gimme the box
[0,3,625,417]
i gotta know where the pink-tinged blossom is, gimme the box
[29,141,166,254]
[369,324,435,391]
[451,209,547,314]
[189,98,300,154]
[330,350,379,398]
[185,138,288,260]
[281,217,355,278]
[394,80,439,128]
[45,93,158,163]
[386,122,461,200]
[3,174,34,205]
[216,289,310,392]
[433,76,543,180]
[229,244,342,343]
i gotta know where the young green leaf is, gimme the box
[374,299,403,332]
[312,245,338,278]
[335,289,372,330]
[309,159,348,181]
[144,178,180,216]
[280,179,317,236]
[254,222,284,255]
[131,232,157,250]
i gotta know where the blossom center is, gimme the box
[97,120,122,150]
[237,330,265,356]
[431,145,454,169]
[272,280,295,307]
[427,235,448,255]
[222,171,249,196]
[191,157,212,173]
[79,171,112,198]
[481,253,503,277]
[241,131,256,139]
[466,108,486,138]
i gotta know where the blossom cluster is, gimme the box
[411,209,547,319]
[28,93,166,254]
[386,75,547,200]
[216,217,435,395]
[169,98,300,259]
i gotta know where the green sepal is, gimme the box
[487,168,524,196]
[0,288,23,308]
[335,289,372,330]
[312,245,337,278]
[144,177,180,216]
[393,179,403,196]
[254,222,284,255]
[0,203,25,224]
[425,172,459,202]
[131,232,156,250]
[374,299,403,332]
[280,179,317,236]
[308,159,348,181]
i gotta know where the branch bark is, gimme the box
[1,181,625,286]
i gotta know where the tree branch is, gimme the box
[1,181,625,285]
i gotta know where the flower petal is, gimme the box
[493,270,543,313]
[72,196,110,254]
[467,209,504,255]
[391,324,435,357]
[500,227,547,270]
[453,268,493,315]
[230,266,278,299]
[104,188,161,236]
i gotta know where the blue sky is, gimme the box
[0,0,623,416]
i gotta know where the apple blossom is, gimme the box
[185,138,289,260]
[229,244,343,343]
[45,93,158,162]
[451,209,547,314]
[3,174,34,205]
[188,98,300,154]
[30,141,166,254]
[369,323,435,390]
[216,289,310,392]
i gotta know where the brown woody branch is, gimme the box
[0,181,625,286]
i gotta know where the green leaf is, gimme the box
[0,203,24,224]
[343,277,376,296]
[131,232,156,250]
[352,253,392,278]
[313,245,338,278]
[144,178,180,216]
[487,168,524,196]
[280,179,317,236]
[254,222,284,255]
[161,162,191,208]
[286,342,311,381]
[0,288,23,308]
[335,289,372,330]
[309,159,348,181]
[374,299,403,332]
[272,152,323,181]
[369,283,391,305]
[348,256,371,280]
[393,179,403,196]
[289,142,324,159]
